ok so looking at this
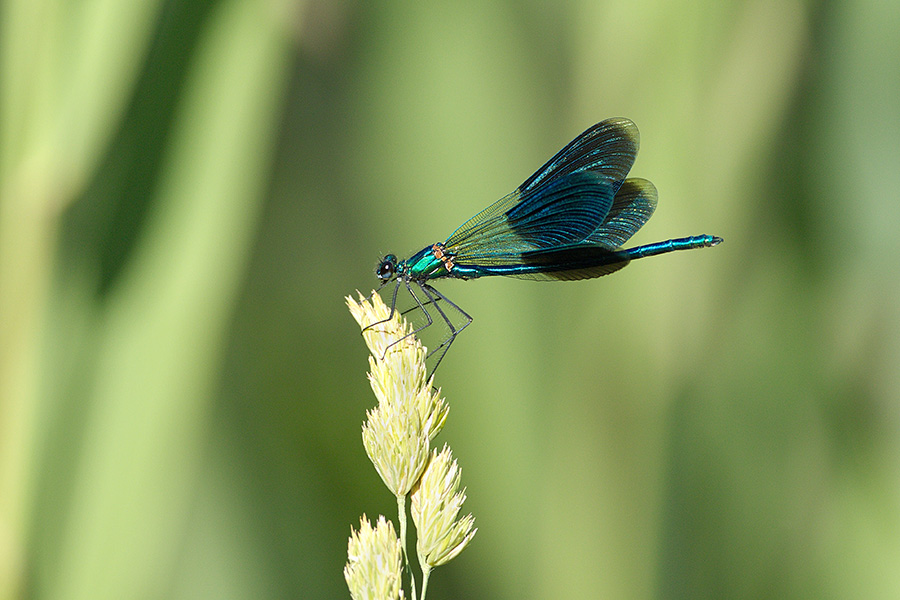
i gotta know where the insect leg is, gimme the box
[361,278,401,333]
[376,279,436,360]
[417,282,473,377]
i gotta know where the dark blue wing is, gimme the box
[520,117,639,194]
[497,178,657,280]
[586,178,657,250]
[443,118,640,265]
[482,245,633,281]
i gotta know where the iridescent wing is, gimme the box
[585,177,657,250]
[441,178,659,281]
[443,118,640,265]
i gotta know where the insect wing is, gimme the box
[520,117,639,194]
[443,118,640,266]
[586,178,658,250]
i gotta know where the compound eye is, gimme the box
[376,255,397,280]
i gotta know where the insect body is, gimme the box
[370,118,722,373]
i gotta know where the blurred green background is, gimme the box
[2,0,899,598]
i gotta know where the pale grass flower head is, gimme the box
[344,515,404,600]
[368,353,448,442]
[348,292,449,497]
[362,394,430,497]
[346,291,417,360]
[410,445,477,568]
[347,292,448,439]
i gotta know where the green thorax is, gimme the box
[404,244,451,280]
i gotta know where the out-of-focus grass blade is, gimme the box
[0,0,299,598]
[43,1,297,598]
[0,0,164,597]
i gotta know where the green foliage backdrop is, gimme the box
[1,1,898,599]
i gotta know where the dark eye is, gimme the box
[376,255,397,280]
